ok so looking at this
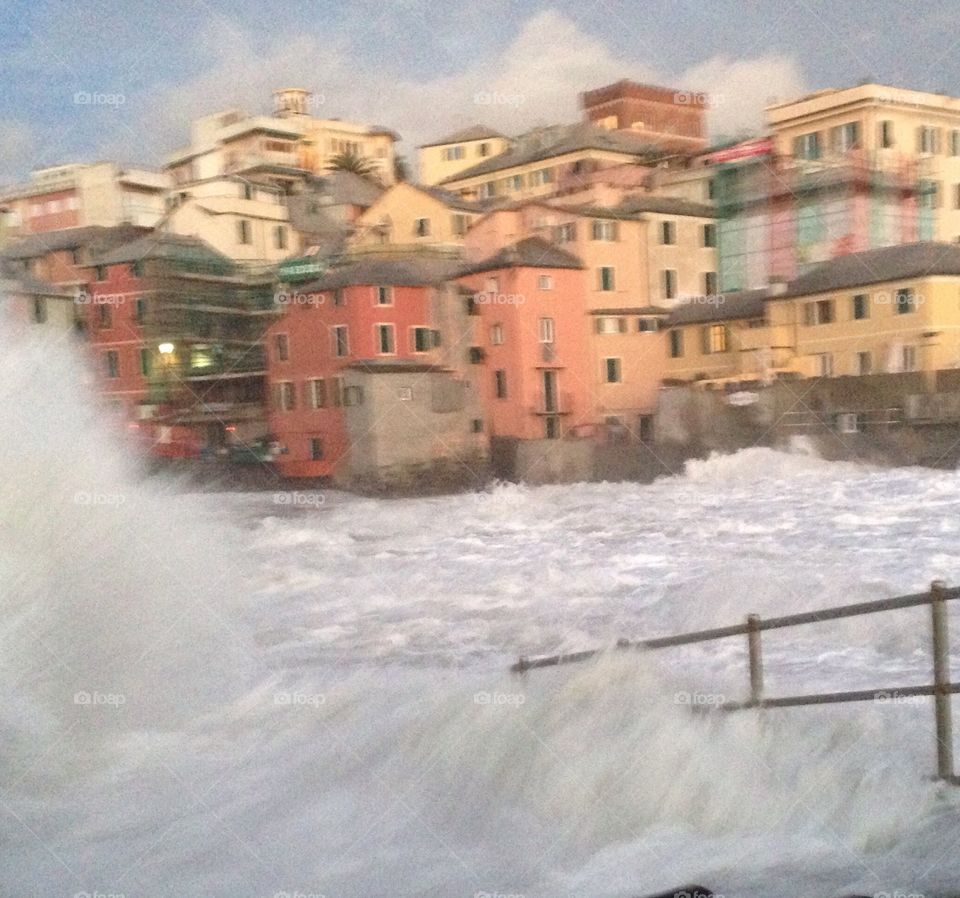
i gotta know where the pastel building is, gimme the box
[0,162,169,238]
[418,125,511,187]
[165,88,398,188]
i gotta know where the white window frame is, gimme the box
[375,323,396,355]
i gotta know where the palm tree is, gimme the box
[327,151,378,178]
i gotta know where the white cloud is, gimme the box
[107,9,807,169]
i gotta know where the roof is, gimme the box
[90,232,234,268]
[0,259,73,296]
[416,184,487,213]
[590,306,671,316]
[612,194,716,219]
[460,236,583,274]
[314,170,385,207]
[439,123,666,184]
[346,360,450,374]
[420,125,507,149]
[1,224,151,260]
[300,254,464,290]
[778,242,960,297]
[665,288,769,326]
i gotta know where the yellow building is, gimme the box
[663,242,960,386]
[418,125,511,186]
[350,182,485,251]
[165,88,398,188]
[441,123,667,203]
[766,83,960,241]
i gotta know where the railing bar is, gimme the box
[512,586,960,673]
[719,681,960,712]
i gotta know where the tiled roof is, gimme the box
[665,288,769,326]
[90,233,233,267]
[420,125,507,148]
[300,255,464,289]
[440,123,665,184]
[460,236,583,274]
[1,224,151,260]
[779,242,960,297]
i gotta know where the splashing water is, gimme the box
[3,319,960,897]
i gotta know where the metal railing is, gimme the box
[512,581,960,782]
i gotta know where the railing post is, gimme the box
[930,580,955,781]
[747,613,764,707]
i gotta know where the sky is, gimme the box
[2,0,960,183]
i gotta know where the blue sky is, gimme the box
[1,0,959,182]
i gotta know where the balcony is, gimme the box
[532,391,572,415]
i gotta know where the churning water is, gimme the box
[4,322,960,897]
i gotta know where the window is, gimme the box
[71,247,83,265]
[604,358,622,383]
[310,438,324,461]
[538,274,553,290]
[895,288,916,314]
[98,302,112,328]
[902,345,919,371]
[803,299,835,325]
[376,285,392,305]
[451,214,469,236]
[545,417,559,439]
[105,350,120,378]
[879,120,895,149]
[918,126,940,155]
[669,330,684,358]
[702,223,717,247]
[471,419,484,434]
[703,271,718,296]
[134,297,147,323]
[376,324,395,354]
[852,294,869,320]
[509,175,523,191]
[591,219,619,241]
[275,381,295,411]
[660,221,676,245]
[237,220,252,244]
[274,226,288,249]
[595,316,626,334]
[95,265,107,281]
[494,369,507,399]
[411,327,432,352]
[794,132,821,160]
[554,222,576,243]
[663,269,678,300]
[638,317,659,333]
[637,415,654,444]
[139,348,151,376]
[702,324,728,354]
[857,351,872,375]
[333,289,345,307]
[598,267,615,291]
[242,183,253,200]
[308,378,327,408]
[814,353,833,377]
[32,297,47,324]
[131,260,144,277]
[414,218,431,237]
[538,317,555,344]
[273,334,289,362]
[332,325,349,357]
[952,130,960,157]
[707,179,716,200]
[830,121,860,153]
[478,143,490,157]
[954,184,960,210]
[490,323,504,345]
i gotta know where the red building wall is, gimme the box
[265,282,441,478]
